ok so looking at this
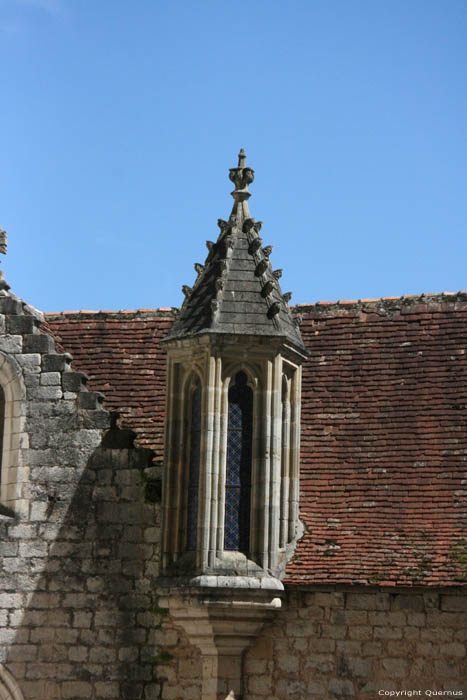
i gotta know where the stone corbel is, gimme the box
[158,577,283,700]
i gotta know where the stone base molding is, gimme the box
[158,577,283,699]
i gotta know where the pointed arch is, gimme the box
[0,665,25,700]
[0,353,27,516]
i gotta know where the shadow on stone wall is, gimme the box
[6,442,167,700]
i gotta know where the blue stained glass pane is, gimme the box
[186,382,202,551]
[224,372,252,552]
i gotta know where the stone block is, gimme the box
[61,681,93,698]
[441,595,467,612]
[374,626,403,640]
[303,653,335,674]
[346,656,372,677]
[78,391,100,409]
[0,593,23,608]
[42,353,68,372]
[7,315,36,334]
[95,682,120,698]
[249,674,272,694]
[23,333,55,353]
[89,646,117,663]
[439,642,466,657]
[336,640,362,655]
[277,653,299,673]
[72,611,93,628]
[0,611,7,626]
[368,611,406,626]
[420,627,453,643]
[346,593,389,611]
[0,335,22,353]
[393,594,424,612]
[40,371,61,386]
[62,371,87,392]
[4,644,37,662]
[321,624,347,639]
[310,638,336,653]
[381,658,408,678]
[16,353,41,371]
[348,625,372,641]
[30,385,63,400]
[276,679,306,696]
[0,297,23,314]
[328,678,355,696]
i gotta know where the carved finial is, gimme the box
[229,150,254,195]
[0,228,7,257]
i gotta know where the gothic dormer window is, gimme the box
[161,150,307,577]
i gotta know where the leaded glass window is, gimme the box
[186,380,202,551]
[224,371,252,552]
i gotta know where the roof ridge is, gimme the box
[294,291,467,310]
[44,307,178,318]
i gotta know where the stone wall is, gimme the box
[1,447,164,700]
[0,293,166,700]
[157,588,467,700]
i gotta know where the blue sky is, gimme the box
[1,0,466,311]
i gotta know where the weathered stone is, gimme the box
[7,315,36,335]
[23,333,54,353]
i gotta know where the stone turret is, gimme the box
[159,151,307,699]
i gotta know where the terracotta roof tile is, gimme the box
[46,293,467,587]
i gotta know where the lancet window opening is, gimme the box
[224,371,253,553]
[280,373,290,548]
[186,376,202,552]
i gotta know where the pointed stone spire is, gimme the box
[165,151,305,351]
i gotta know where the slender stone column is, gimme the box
[280,374,291,548]
[289,365,302,540]
[269,354,282,570]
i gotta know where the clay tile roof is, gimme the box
[46,292,467,587]
[45,308,177,455]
